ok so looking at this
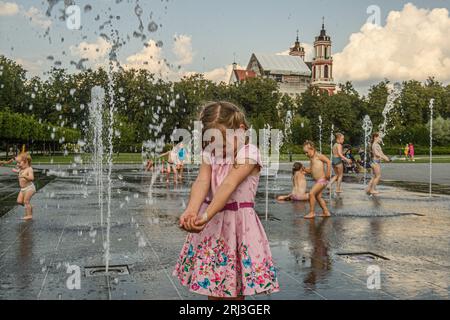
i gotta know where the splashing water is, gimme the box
[329,124,334,199]
[318,115,323,153]
[379,83,402,141]
[261,124,271,221]
[329,124,334,161]
[284,111,293,145]
[428,98,435,198]
[362,115,373,185]
[88,86,105,226]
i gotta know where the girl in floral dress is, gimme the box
[173,101,279,300]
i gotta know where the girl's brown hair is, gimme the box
[370,132,380,157]
[18,152,32,165]
[199,101,249,149]
[292,162,304,176]
[199,101,249,134]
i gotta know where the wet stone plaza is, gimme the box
[0,164,449,300]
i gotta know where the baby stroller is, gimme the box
[357,148,372,173]
[343,145,359,174]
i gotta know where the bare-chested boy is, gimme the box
[302,141,331,219]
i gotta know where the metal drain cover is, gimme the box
[84,265,130,277]
[337,252,389,262]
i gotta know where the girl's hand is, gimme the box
[189,213,208,233]
[178,210,197,230]
[181,214,207,233]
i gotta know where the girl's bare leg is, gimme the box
[305,184,324,219]
[370,164,381,194]
[328,172,338,190]
[336,164,344,193]
[22,190,35,220]
[277,195,291,201]
[316,188,331,216]
[17,192,24,206]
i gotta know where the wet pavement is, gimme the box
[0,165,449,300]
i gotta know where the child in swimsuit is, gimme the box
[159,144,179,183]
[328,133,352,193]
[302,141,331,219]
[277,162,309,201]
[16,152,36,220]
[366,133,391,195]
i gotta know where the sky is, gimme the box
[1,0,450,94]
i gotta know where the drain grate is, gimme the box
[84,265,130,277]
[337,252,389,262]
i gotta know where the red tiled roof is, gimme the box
[234,69,256,82]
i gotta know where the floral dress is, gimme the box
[173,144,280,298]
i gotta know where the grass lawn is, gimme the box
[30,153,144,164]
[23,153,450,164]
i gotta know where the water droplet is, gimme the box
[148,21,158,32]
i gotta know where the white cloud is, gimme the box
[276,43,314,61]
[334,3,450,84]
[15,57,44,76]
[173,34,194,66]
[123,40,172,76]
[185,64,246,83]
[70,37,112,61]
[0,1,19,16]
[23,6,52,29]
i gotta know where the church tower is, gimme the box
[311,18,336,95]
[289,30,306,61]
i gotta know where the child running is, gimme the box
[277,162,309,201]
[173,101,279,300]
[16,152,36,220]
[328,133,352,193]
[366,133,391,195]
[302,141,331,219]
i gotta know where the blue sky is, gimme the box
[1,0,450,92]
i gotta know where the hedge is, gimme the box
[0,110,80,143]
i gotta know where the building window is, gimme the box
[324,65,329,79]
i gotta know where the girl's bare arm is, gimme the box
[337,145,350,162]
[190,163,256,231]
[374,144,390,162]
[319,154,332,179]
[186,162,211,213]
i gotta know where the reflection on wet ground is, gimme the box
[0,166,449,299]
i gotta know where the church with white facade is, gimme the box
[230,19,336,96]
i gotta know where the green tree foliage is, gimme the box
[1,54,450,155]
[430,116,450,145]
